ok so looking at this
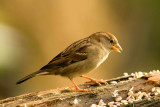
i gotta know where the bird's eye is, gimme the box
[110,40,113,43]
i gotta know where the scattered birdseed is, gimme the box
[144,72,148,76]
[135,98,141,102]
[137,91,142,95]
[108,101,115,106]
[149,71,153,75]
[110,81,117,84]
[111,105,117,107]
[129,87,134,92]
[151,87,156,92]
[143,93,148,98]
[137,97,142,101]
[153,70,157,73]
[116,103,121,106]
[128,99,133,103]
[157,89,160,94]
[135,72,144,78]
[148,93,151,97]
[121,100,128,105]
[124,73,128,76]
[91,99,106,107]
[98,99,106,106]
[131,73,135,76]
[112,90,119,97]
[91,70,160,107]
[91,104,97,107]
[154,92,158,96]
[138,72,143,76]
[128,77,133,80]
[73,98,79,104]
[126,96,131,101]
[115,102,121,105]
[128,91,134,96]
[115,96,122,102]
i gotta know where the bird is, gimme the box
[16,32,122,91]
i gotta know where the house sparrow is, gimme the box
[16,32,122,91]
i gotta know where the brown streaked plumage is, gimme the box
[16,32,122,91]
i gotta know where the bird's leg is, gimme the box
[70,79,91,91]
[81,75,107,85]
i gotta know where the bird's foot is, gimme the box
[85,79,107,85]
[70,88,91,92]
[70,79,91,91]
[81,75,107,85]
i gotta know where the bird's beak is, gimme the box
[112,43,123,53]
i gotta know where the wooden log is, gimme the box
[0,71,160,107]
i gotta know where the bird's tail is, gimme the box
[16,70,42,85]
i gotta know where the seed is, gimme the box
[129,87,134,91]
[121,100,128,104]
[116,103,121,106]
[108,101,115,106]
[134,93,139,97]
[98,99,106,106]
[137,97,142,101]
[154,92,158,96]
[110,105,117,107]
[138,91,142,95]
[149,71,153,75]
[115,102,121,106]
[135,91,142,97]
[135,72,138,78]
[90,104,97,107]
[128,91,134,96]
[144,73,148,76]
[148,93,151,97]
[138,72,143,77]
[153,70,156,73]
[124,102,128,105]
[110,81,117,84]
[151,87,156,92]
[115,96,122,102]
[138,92,144,99]
[128,77,133,80]
[73,98,79,104]
[112,90,119,97]
[143,92,149,98]
[131,73,135,76]
[128,100,133,103]
[126,96,131,100]
[124,73,128,76]
[156,89,160,94]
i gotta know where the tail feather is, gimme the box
[16,70,42,85]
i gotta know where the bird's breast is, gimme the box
[87,47,109,69]
[96,53,109,67]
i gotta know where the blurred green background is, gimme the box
[0,0,160,99]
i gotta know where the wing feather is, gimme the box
[40,37,92,70]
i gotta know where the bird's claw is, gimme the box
[85,79,107,85]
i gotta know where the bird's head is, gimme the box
[90,32,123,53]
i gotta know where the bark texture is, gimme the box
[0,72,160,107]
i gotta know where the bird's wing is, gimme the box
[40,38,92,70]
